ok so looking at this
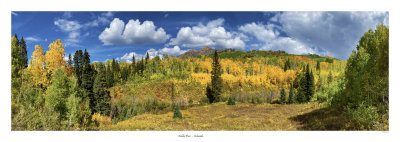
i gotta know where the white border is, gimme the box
[1,0,399,142]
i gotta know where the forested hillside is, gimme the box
[11,24,388,131]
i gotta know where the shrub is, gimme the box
[227,96,236,105]
[271,99,280,104]
[92,112,112,126]
[173,104,182,119]
[344,103,379,130]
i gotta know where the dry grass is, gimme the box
[99,103,321,131]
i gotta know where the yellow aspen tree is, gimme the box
[29,45,50,89]
[46,39,67,75]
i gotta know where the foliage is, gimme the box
[207,50,223,103]
[288,83,295,104]
[280,88,286,104]
[227,96,236,105]
[173,103,182,119]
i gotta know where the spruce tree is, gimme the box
[173,103,182,119]
[207,50,223,103]
[145,52,150,65]
[11,34,22,101]
[227,96,236,105]
[280,87,286,104]
[20,37,28,69]
[93,63,110,115]
[81,49,94,106]
[288,83,295,104]
[73,50,83,86]
[316,60,321,72]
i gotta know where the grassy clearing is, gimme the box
[99,103,321,131]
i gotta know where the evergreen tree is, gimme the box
[207,50,223,103]
[227,96,236,105]
[81,49,94,105]
[316,60,321,72]
[173,103,182,119]
[288,83,295,104]
[106,65,114,88]
[327,71,333,83]
[11,34,22,99]
[280,87,286,104]
[20,36,28,69]
[73,50,83,86]
[284,58,290,72]
[93,63,111,115]
[145,52,150,65]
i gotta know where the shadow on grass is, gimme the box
[289,107,348,130]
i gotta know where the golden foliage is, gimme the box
[29,45,49,88]
[92,113,112,126]
[45,39,67,74]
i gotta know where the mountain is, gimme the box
[180,46,240,57]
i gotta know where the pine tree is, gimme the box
[173,103,182,119]
[73,50,83,86]
[93,63,110,115]
[11,34,22,101]
[81,49,94,103]
[227,96,236,105]
[207,50,223,103]
[289,83,295,104]
[20,36,28,69]
[145,52,150,65]
[280,87,286,104]
[316,60,321,72]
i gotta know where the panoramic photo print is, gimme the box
[11,11,389,131]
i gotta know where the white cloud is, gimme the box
[11,12,18,16]
[169,18,246,49]
[54,19,82,46]
[275,11,388,59]
[99,18,170,45]
[239,22,278,42]
[159,46,187,56]
[85,12,114,27]
[259,37,318,55]
[240,22,316,55]
[54,19,82,32]
[24,37,40,42]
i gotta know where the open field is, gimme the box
[100,103,322,131]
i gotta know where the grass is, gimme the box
[99,102,322,131]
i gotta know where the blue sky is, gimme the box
[11,11,388,62]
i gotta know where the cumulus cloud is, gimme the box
[239,22,279,42]
[169,18,246,49]
[54,19,82,46]
[159,46,188,56]
[239,22,317,55]
[99,18,170,45]
[275,11,388,59]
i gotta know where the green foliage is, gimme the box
[11,34,22,101]
[297,64,315,103]
[280,88,286,104]
[173,103,182,119]
[227,96,236,105]
[344,103,379,130]
[45,68,70,129]
[93,63,111,115]
[208,50,223,103]
[288,83,295,104]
